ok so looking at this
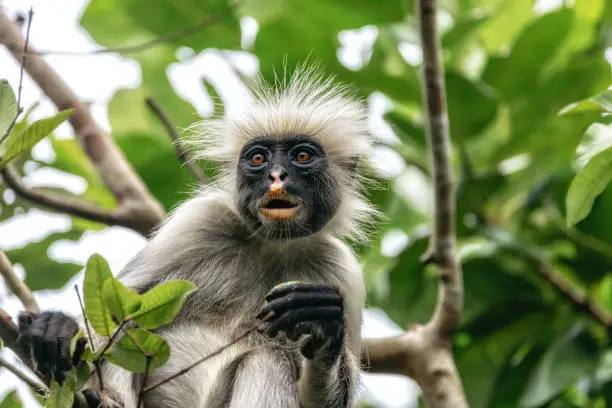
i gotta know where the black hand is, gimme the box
[73,390,102,408]
[257,282,345,360]
[17,311,84,383]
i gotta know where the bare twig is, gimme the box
[0,9,166,237]
[0,8,32,146]
[0,251,39,313]
[144,327,256,393]
[138,356,152,408]
[481,228,612,328]
[5,10,230,57]
[145,97,207,184]
[0,355,48,395]
[97,321,128,362]
[1,165,153,234]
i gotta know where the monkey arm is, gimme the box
[298,345,359,408]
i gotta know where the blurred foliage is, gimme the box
[1,0,612,407]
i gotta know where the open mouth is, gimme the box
[259,195,299,220]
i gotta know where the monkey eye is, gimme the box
[295,151,312,163]
[249,152,267,166]
[292,149,315,165]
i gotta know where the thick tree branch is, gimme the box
[362,1,467,406]
[0,250,39,313]
[0,10,166,237]
[1,165,153,234]
[145,97,207,184]
[418,0,462,339]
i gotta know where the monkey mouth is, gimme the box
[259,193,300,220]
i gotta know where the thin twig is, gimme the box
[97,321,128,360]
[0,251,39,313]
[144,327,256,393]
[0,355,47,395]
[145,97,207,184]
[6,10,230,57]
[0,8,32,146]
[73,285,95,352]
[74,284,104,390]
[1,165,151,234]
[138,356,152,408]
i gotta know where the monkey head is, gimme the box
[190,65,377,242]
[236,135,344,240]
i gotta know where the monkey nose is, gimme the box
[268,170,287,193]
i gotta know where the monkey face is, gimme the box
[236,136,343,240]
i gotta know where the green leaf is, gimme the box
[519,323,599,407]
[45,369,77,408]
[566,146,612,226]
[0,390,22,408]
[0,109,75,167]
[591,89,612,112]
[83,254,118,336]
[102,277,142,323]
[132,280,196,329]
[482,10,573,101]
[446,70,498,142]
[0,79,17,140]
[7,230,84,291]
[598,274,612,313]
[75,362,92,391]
[105,328,170,373]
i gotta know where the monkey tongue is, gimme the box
[259,207,298,220]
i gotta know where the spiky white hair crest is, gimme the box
[186,64,379,243]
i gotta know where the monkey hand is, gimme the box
[17,311,85,383]
[257,282,344,360]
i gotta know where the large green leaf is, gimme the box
[105,328,170,373]
[132,280,196,329]
[46,369,77,408]
[102,277,142,323]
[83,254,118,336]
[482,10,573,101]
[0,109,75,167]
[0,80,17,140]
[566,146,612,226]
[519,323,599,407]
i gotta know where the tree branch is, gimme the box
[362,1,467,406]
[145,97,207,184]
[0,250,39,313]
[1,165,154,235]
[0,355,47,395]
[0,10,166,237]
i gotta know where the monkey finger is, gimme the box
[265,282,339,302]
[266,306,342,333]
[256,291,342,321]
[83,390,102,408]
